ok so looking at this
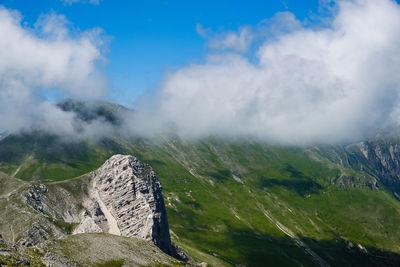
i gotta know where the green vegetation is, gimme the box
[126,139,400,266]
[1,134,400,266]
[0,133,130,181]
[51,220,79,234]
[23,233,183,266]
[95,260,125,267]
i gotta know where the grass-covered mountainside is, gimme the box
[1,100,400,266]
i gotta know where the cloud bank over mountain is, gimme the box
[0,7,107,136]
[139,0,400,143]
[2,0,400,144]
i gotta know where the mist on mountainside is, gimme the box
[3,0,400,144]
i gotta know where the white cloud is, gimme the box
[140,0,400,144]
[0,6,107,135]
[257,12,302,36]
[195,23,211,38]
[208,26,253,52]
[62,0,99,5]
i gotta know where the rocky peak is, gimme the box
[358,140,400,194]
[74,154,184,260]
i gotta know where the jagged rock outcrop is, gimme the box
[23,184,48,215]
[330,174,379,190]
[358,140,400,190]
[74,154,183,260]
[0,235,30,266]
[22,184,82,223]
[313,127,400,196]
[15,155,186,262]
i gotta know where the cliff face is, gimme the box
[358,140,400,194]
[311,129,400,197]
[13,155,186,262]
[86,155,176,256]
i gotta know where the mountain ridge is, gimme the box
[2,100,400,266]
[0,154,188,266]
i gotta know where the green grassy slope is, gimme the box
[0,133,129,181]
[27,233,184,266]
[1,135,400,266]
[128,138,400,266]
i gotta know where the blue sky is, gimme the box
[1,0,400,143]
[0,0,322,107]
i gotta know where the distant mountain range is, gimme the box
[57,98,130,126]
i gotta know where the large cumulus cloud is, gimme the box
[0,6,107,136]
[144,0,400,144]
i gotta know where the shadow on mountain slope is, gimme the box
[259,177,322,197]
[176,225,400,267]
[299,236,400,267]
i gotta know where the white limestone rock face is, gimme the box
[87,154,177,257]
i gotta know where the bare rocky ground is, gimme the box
[0,155,190,266]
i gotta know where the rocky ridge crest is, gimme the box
[18,154,186,263]
[73,154,183,259]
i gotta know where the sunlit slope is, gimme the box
[1,134,400,266]
[0,132,129,181]
[129,138,400,266]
